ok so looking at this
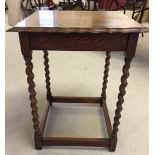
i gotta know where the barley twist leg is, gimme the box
[100,51,111,107]
[24,55,42,149]
[43,50,52,105]
[109,57,132,151]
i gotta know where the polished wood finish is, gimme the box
[9,11,148,151]
[42,137,110,147]
[52,96,101,103]
[101,51,111,107]
[8,11,148,33]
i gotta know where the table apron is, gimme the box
[29,33,129,51]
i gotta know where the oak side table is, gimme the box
[8,11,148,151]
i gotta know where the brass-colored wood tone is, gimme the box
[8,11,148,33]
[101,51,111,107]
[43,50,52,104]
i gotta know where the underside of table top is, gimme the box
[8,11,148,33]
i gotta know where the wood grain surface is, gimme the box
[8,11,148,33]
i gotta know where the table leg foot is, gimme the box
[109,138,117,152]
[34,135,42,150]
[100,51,111,107]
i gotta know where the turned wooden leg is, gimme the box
[24,55,42,150]
[100,51,111,107]
[43,50,52,105]
[109,57,132,152]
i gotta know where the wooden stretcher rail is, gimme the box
[42,137,110,147]
[52,96,102,103]
[102,103,112,137]
[40,101,50,135]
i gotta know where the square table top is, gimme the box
[8,11,148,33]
